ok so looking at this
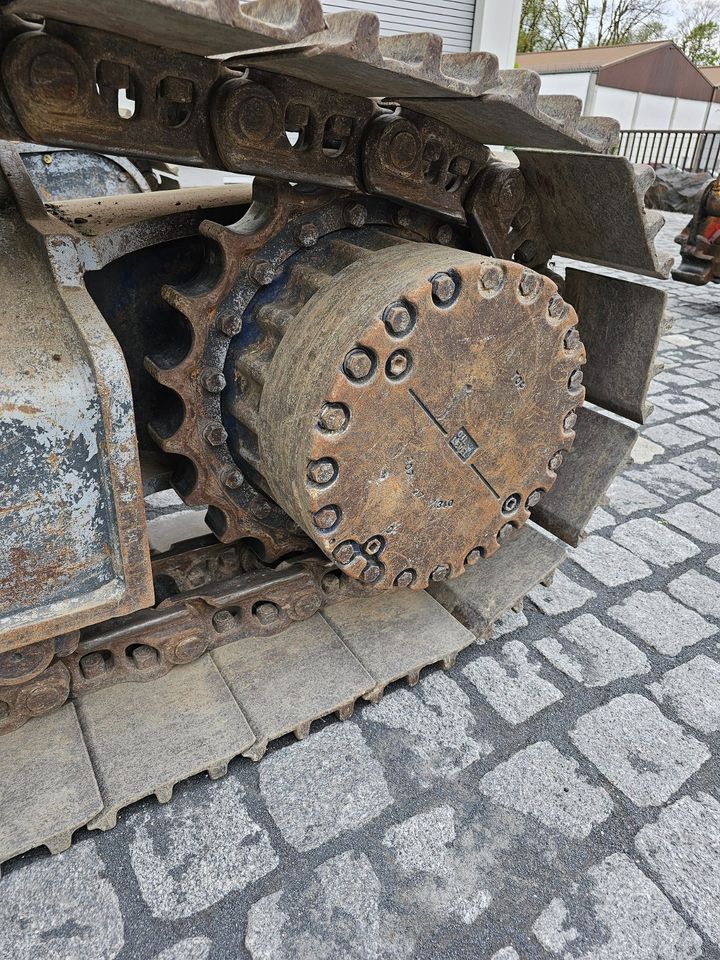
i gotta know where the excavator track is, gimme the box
[0,0,671,867]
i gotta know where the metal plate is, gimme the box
[428,525,565,637]
[531,406,637,547]
[565,269,667,424]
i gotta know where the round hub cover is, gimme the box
[258,242,584,588]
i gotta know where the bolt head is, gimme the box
[548,294,566,319]
[255,602,279,625]
[217,312,242,337]
[314,506,339,531]
[322,572,343,595]
[366,537,383,555]
[204,422,228,446]
[434,223,454,245]
[318,403,349,433]
[132,645,158,669]
[42,153,53,166]
[497,523,514,543]
[387,352,408,378]
[344,348,373,381]
[502,494,521,515]
[80,652,107,680]
[307,459,336,485]
[548,452,564,472]
[431,564,451,582]
[395,569,416,588]
[222,467,245,490]
[334,542,355,564]
[519,270,541,298]
[249,260,275,285]
[297,223,319,248]
[394,207,413,229]
[345,203,367,228]
[173,635,208,663]
[212,610,235,634]
[526,488,544,508]
[564,326,581,350]
[465,549,482,566]
[384,303,414,336]
[293,595,321,618]
[361,564,381,584]
[202,369,226,393]
[563,411,578,431]
[480,266,504,293]
[432,273,457,304]
[568,369,584,391]
[252,500,272,519]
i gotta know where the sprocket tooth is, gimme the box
[441,51,500,91]
[538,94,582,130]
[576,116,620,152]
[161,283,205,318]
[491,69,542,111]
[378,31,444,75]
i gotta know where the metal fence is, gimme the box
[618,129,720,176]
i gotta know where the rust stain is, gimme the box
[0,401,41,416]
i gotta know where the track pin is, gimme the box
[155,784,174,805]
[407,669,421,687]
[207,762,228,780]
[337,702,355,721]
[294,721,312,741]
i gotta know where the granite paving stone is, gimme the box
[608,589,717,655]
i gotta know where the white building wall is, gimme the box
[322,0,476,52]
[632,92,675,128]
[593,85,637,128]
[671,97,712,129]
[708,102,720,129]
[471,0,523,68]
[537,71,592,102]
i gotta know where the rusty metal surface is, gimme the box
[564,268,668,424]
[18,144,155,199]
[673,175,720,285]
[0,145,153,655]
[531,406,638,548]
[517,151,672,278]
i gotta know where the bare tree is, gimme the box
[518,0,666,52]
[675,0,720,65]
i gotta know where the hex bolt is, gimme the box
[307,458,336,485]
[431,564,451,582]
[221,467,245,490]
[563,411,578,431]
[343,348,374,381]
[383,303,414,337]
[203,422,228,446]
[80,652,108,680]
[42,153,53,166]
[132,645,158,669]
[465,549,483,566]
[254,602,279,626]
[252,499,272,519]
[519,270,541,298]
[548,294,565,319]
[387,351,409,379]
[344,203,367,228]
[314,506,339,531]
[568,369,584,391]
[366,537,383,555]
[563,326,581,350]
[433,223,454,245]
[395,569,416,588]
[333,542,355,564]
[431,273,457,304]
[526,488,544,508]
[497,523,514,543]
[502,493,521,515]
[480,265,504,293]
[249,259,275,285]
[322,572,343,595]
[217,312,242,337]
[318,402,349,433]
[296,223,319,248]
[202,369,226,393]
[548,451,564,472]
[394,207,413,229]
[361,563,381,584]
[212,610,235,634]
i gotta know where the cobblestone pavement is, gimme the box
[2,213,720,960]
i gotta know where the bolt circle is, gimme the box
[383,302,415,338]
[518,270,542,299]
[465,549,483,566]
[361,563,382,584]
[343,348,375,382]
[333,542,355,564]
[431,564,451,582]
[431,273,457,306]
[526,488,544,508]
[307,458,337,485]
[395,569,416,588]
[502,493,522,516]
[204,422,228,446]
[318,402,350,433]
[314,506,340,531]
[386,350,411,381]
[221,466,245,489]
[202,369,226,393]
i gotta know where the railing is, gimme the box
[618,129,720,176]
